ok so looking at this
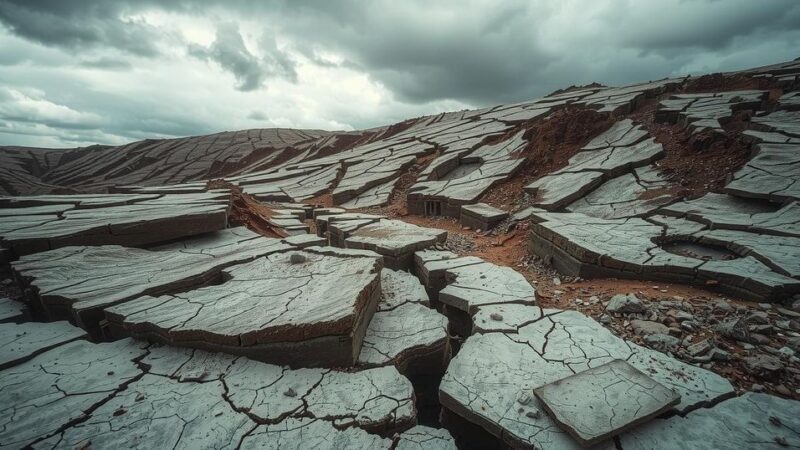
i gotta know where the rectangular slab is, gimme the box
[534,359,680,447]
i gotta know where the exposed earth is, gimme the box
[1,58,800,449]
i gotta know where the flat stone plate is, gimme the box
[533,359,680,447]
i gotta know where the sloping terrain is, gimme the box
[1,58,799,449]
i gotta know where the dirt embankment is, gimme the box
[206,180,285,238]
[480,107,614,209]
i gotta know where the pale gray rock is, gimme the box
[0,297,25,323]
[0,339,147,448]
[345,219,447,269]
[241,417,392,450]
[0,192,230,258]
[0,321,86,370]
[439,261,536,314]
[534,359,680,447]
[619,393,800,449]
[379,269,430,311]
[460,203,508,230]
[38,374,253,450]
[726,143,800,203]
[106,249,383,367]
[396,425,457,450]
[12,227,292,330]
[606,294,646,314]
[524,170,605,210]
[304,365,416,433]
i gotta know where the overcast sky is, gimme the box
[0,0,798,148]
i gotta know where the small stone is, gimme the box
[525,408,541,419]
[135,393,145,402]
[750,333,771,345]
[289,253,307,264]
[759,303,773,310]
[744,354,784,376]
[284,388,297,398]
[113,408,126,417]
[752,383,765,392]
[644,333,680,352]
[775,436,788,447]
[631,320,669,336]
[107,371,115,376]
[778,347,795,358]
[517,392,533,405]
[748,311,770,324]
[709,348,731,361]
[776,385,792,396]
[687,339,713,357]
[714,301,732,313]
[553,277,561,286]
[490,313,504,321]
[606,294,645,314]
[599,314,612,324]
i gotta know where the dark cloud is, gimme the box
[0,0,163,56]
[0,0,799,148]
[188,23,296,91]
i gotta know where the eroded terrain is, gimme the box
[1,59,800,449]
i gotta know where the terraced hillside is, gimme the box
[1,58,799,449]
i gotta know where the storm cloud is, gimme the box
[0,0,798,147]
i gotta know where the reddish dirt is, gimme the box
[480,107,615,209]
[632,98,754,199]
[206,180,285,238]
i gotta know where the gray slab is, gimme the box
[619,393,800,449]
[0,297,26,323]
[0,339,147,448]
[534,359,680,447]
[396,426,457,450]
[106,248,383,367]
[0,321,87,370]
[439,262,536,314]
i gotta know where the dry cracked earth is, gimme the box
[1,59,800,449]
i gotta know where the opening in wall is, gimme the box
[424,200,442,216]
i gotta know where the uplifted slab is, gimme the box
[0,321,86,369]
[440,262,536,314]
[0,297,26,323]
[345,219,447,269]
[460,203,508,230]
[534,359,680,447]
[529,211,800,301]
[12,227,292,331]
[619,393,800,449]
[396,426,458,450]
[0,192,230,258]
[725,143,800,203]
[106,249,383,367]
[359,269,449,375]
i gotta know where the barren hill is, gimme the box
[1,58,799,449]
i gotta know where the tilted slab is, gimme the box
[359,302,449,375]
[359,269,449,375]
[695,228,800,278]
[619,393,800,449]
[106,249,383,367]
[0,339,147,449]
[439,309,734,449]
[563,137,664,177]
[529,211,800,301]
[345,219,447,269]
[534,359,680,447]
[0,192,230,257]
[12,228,292,330]
[440,262,536,314]
[725,143,800,203]
[752,109,800,137]
[0,321,86,370]
[583,119,649,150]
[341,176,399,209]
[524,170,605,210]
[414,250,485,295]
[659,192,800,237]
[0,193,162,208]
[566,165,674,219]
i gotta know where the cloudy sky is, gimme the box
[0,0,798,148]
